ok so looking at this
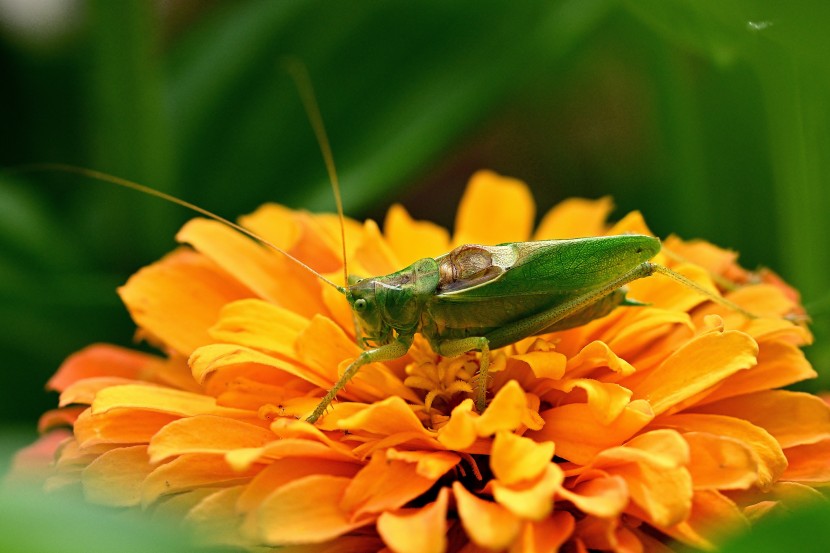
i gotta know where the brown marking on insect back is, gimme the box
[438,245,504,292]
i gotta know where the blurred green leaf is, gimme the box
[718,500,830,553]
[1,0,828,427]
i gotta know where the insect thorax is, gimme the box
[349,258,441,342]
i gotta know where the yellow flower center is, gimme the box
[403,336,476,414]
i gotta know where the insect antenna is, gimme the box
[650,263,758,320]
[10,163,346,294]
[283,58,350,288]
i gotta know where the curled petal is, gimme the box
[377,487,450,553]
[147,415,275,463]
[453,481,521,550]
[492,464,563,520]
[142,453,261,506]
[476,380,530,436]
[436,399,478,451]
[782,439,830,482]
[684,432,760,490]
[512,511,576,553]
[118,249,253,355]
[691,390,830,448]
[629,329,758,416]
[47,344,161,393]
[341,450,458,521]
[656,413,787,489]
[530,400,654,465]
[257,475,367,545]
[558,473,630,519]
[490,431,555,485]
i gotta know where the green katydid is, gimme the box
[18,65,757,426]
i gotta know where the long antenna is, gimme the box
[12,163,346,293]
[282,58,350,289]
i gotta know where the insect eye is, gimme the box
[354,298,367,312]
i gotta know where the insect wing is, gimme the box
[434,235,660,302]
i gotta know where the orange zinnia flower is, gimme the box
[14,171,830,551]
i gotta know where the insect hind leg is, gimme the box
[434,337,490,413]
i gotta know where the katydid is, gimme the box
[18,66,757,426]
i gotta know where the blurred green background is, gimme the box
[1,1,830,550]
[1,0,828,448]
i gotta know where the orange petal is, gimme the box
[147,415,276,463]
[47,344,160,392]
[189,343,328,389]
[627,263,719,314]
[352,219,401,276]
[576,516,642,553]
[490,431,555,485]
[534,196,614,240]
[691,390,830,449]
[557,473,630,518]
[90,384,251,420]
[59,377,139,407]
[453,170,535,246]
[384,204,451,267]
[684,432,760,490]
[436,399,478,451]
[696,341,816,405]
[655,413,787,489]
[238,204,353,273]
[592,430,693,527]
[236,458,361,516]
[529,400,654,465]
[511,350,568,381]
[492,464,563,520]
[257,475,368,545]
[782,438,830,482]
[628,329,758,416]
[142,453,261,505]
[341,450,457,521]
[6,430,72,483]
[598,429,690,469]
[118,249,253,355]
[176,218,326,318]
[150,488,216,523]
[295,314,363,385]
[38,407,84,432]
[81,445,153,506]
[511,511,575,553]
[207,298,309,357]
[664,490,748,550]
[336,396,435,440]
[321,274,355,333]
[598,308,694,366]
[605,210,654,236]
[554,379,633,425]
[184,486,247,548]
[376,487,450,553]
[733,480,825,510]
[73,407,179,447]
[565,340,636,379]
[453,481,521,550]
[386,449,461,480]
[476,380,529,436]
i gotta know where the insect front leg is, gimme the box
[306,336,413,424]
[434,337,491,412]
